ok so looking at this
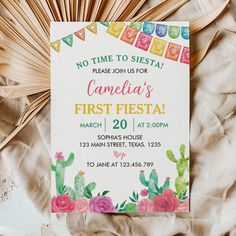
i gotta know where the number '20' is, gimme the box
[113,119,127,129]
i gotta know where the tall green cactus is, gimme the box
[51,152,74,195]
[166,144,189,200]
[139,169,170,200]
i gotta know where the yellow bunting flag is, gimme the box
[50,40,60,52]
[86,23,97,34]
[150,38,167,56]
[74,28,85,41]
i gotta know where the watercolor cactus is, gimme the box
[166,144,189,201]
[51,152,75,195]
[74,171,96,199]
[51,149,189,213]
[74,171,85,198]
[139,169,170,200]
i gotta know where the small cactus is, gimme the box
[51,152,75,195]
[166,144,189,200]
[74,171,85,198]
[74,170,96,199]
[139,169,170,200]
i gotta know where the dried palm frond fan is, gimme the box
[0,0,230,150]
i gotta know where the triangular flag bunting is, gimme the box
[62,34,73,47]
[86,23,97,34]
[74,28,85,41]
[50,40,60,52]
[100,22,109,27]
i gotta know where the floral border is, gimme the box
[51,144,189,213]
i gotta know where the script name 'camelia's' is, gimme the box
[87,79,153,98]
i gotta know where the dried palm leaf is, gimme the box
[0,0,231,150]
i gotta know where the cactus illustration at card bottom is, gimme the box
[74,170,96,199]
[139,169,170,200]
[166,144,189,201]
[74,170,85,198]
[51,152,75,195]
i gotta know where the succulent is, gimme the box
[124,203,136,212]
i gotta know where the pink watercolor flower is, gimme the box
[140,189,149,197]
[137,198,154,212]
[89,196,115,213]
[153,189,180,212]
[55,151,64,160]
[73,198,89,212]
[51,194,75,212]
[176,198,189,212]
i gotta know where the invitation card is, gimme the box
[51,22,190,213]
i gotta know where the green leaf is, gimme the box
[58,185,67,194]
[115,204,119,209]
[132,191,136,199]
[102,190,109,196]
[51,164,56,172]
[154,183,160,194]
[85,192,92,199]
[84,188,92,199]
[97,192,100,196]
[129,197,136,203]
[86,182,96,191]
[120,200,127,209]
[118,208,125,212]
[58,187,62,195]
[182,189,188,198]
[159,187,163,194]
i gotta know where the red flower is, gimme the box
[51,194,75,212]
[153,190,179,212]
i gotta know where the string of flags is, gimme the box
[51,22,189,64]
[50,22,97,52]
[126,22,189,40]
[105,22,189,64]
